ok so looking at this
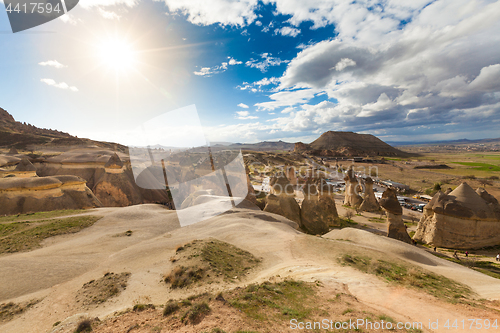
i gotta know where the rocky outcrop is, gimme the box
[413,183,500,249]
[0,175,101,215]
[379,189,412,244]
[359,177,380,212]
[294,142,308,152]
[36,149,171,207]
[0,157,37,178]
[270,175,295,196]
[8,147,18,154]
[343,167,362,207]
[263,193,301,225]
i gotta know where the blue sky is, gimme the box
[1,0,500,145]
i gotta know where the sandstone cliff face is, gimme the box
[413,183,500,249]
[0,175,101,215]
[36,149,171,207]
[379,188,412,244]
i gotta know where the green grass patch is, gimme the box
[229,280,318,322]
[340,254,472,303]
[0,209,90,223]
[451,162,500,171]
[0,216,102,254]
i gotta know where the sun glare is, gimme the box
[98,39,137,72]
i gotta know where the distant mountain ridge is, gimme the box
[0,107,126,151]
[387,137,500,146]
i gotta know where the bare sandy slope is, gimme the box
[0,203,499,333]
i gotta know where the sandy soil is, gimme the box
[1,203,499,333]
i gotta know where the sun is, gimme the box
[97,39,137,72]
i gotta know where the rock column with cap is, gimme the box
[343,166,362,207]
[359,177,380,212]
[379,188,412,244]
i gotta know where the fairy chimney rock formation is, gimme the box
[343,167,362,207]
[359,177,380,212]
[300,178,339,234]
[413,183,500,249]
[270,175,294,196]
[286,166,297,185]
[379,188,412,244]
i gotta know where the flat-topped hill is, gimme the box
[296,131,410,157]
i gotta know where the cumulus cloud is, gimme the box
[238,103,249,108]
[40,79,78,92]
[235,110,258,119]
[161,0,258,27]
[275,26,301,37]
[245,53,289,72]
[39,60,66,68]
[194,56,242,76]
[253,0,500,138]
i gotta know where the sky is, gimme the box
[0,0,500,146]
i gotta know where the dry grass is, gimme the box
[0,299,40,322]
[76,272,131,306]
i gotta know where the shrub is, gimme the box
[164,266,206,289]
[75,319,92,333]
[163,302,180,316]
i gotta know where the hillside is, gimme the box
[0,107,126,151]
[295,131,410,157]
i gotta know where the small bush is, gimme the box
[182,302,210,323]
[163,302,179,316]
[133,303,155,312]
[164,266,206,288]
[75,319,92,333]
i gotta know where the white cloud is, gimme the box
[237,76,280,92]
[161,0,258,27]
[235,110,258,119]
[333,58,356,71]
[98,8,121,19]
[255,20,262,26]
[194,56,242,76]
[245,53,289,72]
[39,60,66,69]
[40,79,78,92]
[228,57,242,65]
[274,26,301,37]
[237,103,249,108]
